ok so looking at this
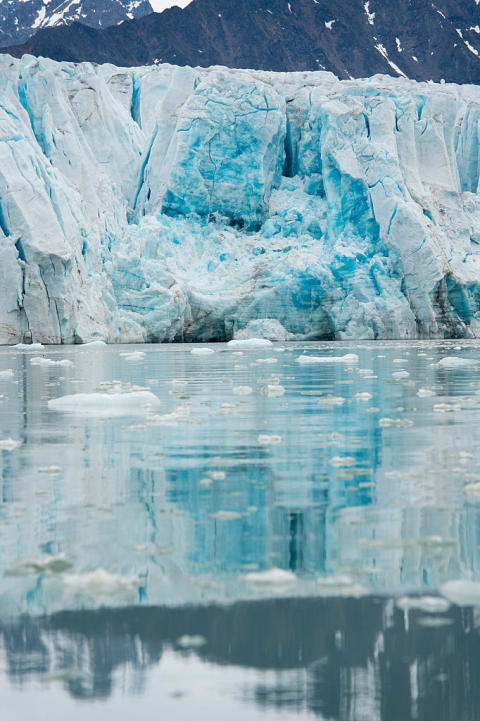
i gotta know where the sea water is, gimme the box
[0,340,479,720]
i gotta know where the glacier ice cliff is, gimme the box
[2,55,480,342]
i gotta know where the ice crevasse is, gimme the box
[1,54,480,342]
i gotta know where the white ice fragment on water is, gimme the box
[60,569,140,597]
[393,358,408,364]
[0,369,14,379]
[316,395,345,406]
[199,477,213,487]
[11,343,44,350]
[379,417,413,427]
[316,574,368,597]
[257,434,282,445]
[37,465,62,474]
[417,387,435,397]
[392,370,410,379]
[120,351,146,361]
[437,356,478,368]
[264,384,285,397]
[440,579,480,606]
[232,385,253,395]
[329,456,356,466]
[245,568,296,586]
[296,354,358,364]
[464,483,480,495]
[433,402,461,413]
[30,357,73,367]
[353,392,372,400]
[177,635,207,649]
[396,595,451,613]
[148,403,191,425]
[0,438,21,451]
[5,553,72,576]
[209,470,226,480]
[227,338,273,349]
[211,510,242,520]
[255,357,278,364]
[48,390,162,417]
[81,340,107,347]
[191,347,215,355]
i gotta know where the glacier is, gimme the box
[2,55,480,342]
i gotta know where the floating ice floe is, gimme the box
[440,579,480,606]
[30,357,74,367]
[177,635,207,649]
[464,483,480,495]
[396,595,451,613]
[296,354,359,364]
[11,343,44,350]
[392,370,410,379]
[37,465,62,474]
[120,351,146,361]
[81,340,107,347]
[417,387,435,397]
[232,385,253,395]
[262,384,285,397]
[437,356,478,368]
[316,395,345,406]
[58,569,140,598]
[316,574,368,597]
[5,553,72,576]
[211,510,242,520]
[329,456,357,466]
[227,338,273,349]
[0,438,21,451]
[147,403,191,425]
[0,369,14,379]
[48,390,161,417]
[191,347,215,355]
[245,568,296,586]
[354,392,372,400]
[257,434,282,445]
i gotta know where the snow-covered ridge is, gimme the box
[1,54,480,343]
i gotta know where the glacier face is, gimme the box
[2,55,480,343]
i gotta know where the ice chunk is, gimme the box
[354,392,372,400]
[211,510,242,520]
[396,595,451,613]
[191,347,215,355]
[82,341,107,347]
[0,369,14,379]
[316,574,368,597]
[121,351,146,361]
[48,390,161,417]
[257,434,282,445]
[232,385,253,395]
[0,438,21,451]
[296,354,359,364]
[60,569,140,597]
[417,387,435,397]
[11,343,44,351]
[5,553,72,576]
[440,579,480,606]
[30,357,74,367]
[392,370,410,379]
[177,635,207,649]
[437,357,479,368]
[228,339,273,349]
[245,568,296,586]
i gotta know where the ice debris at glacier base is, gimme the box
[3,55,480,342]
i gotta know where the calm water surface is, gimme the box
[1,340,480,720]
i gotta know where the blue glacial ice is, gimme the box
[2,55,480,342]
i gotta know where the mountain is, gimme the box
[0,0,153,48]
[1,54,480,344]
[1,0,480,84]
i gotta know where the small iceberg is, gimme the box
[48,390,161,417]
[296,354,359,364]
[11,342,44,350]
[245,568,296,586]
[30,357,74,367]
[227,338,273,349]
[440,579,480,606]
[437,356,478,368]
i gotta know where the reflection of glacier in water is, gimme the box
[0,596,479,721]
[0,340,480,612]
[1,340,480,718]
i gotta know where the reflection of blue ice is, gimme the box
[0,340,480,613]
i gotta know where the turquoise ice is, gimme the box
[2,56,480,342]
